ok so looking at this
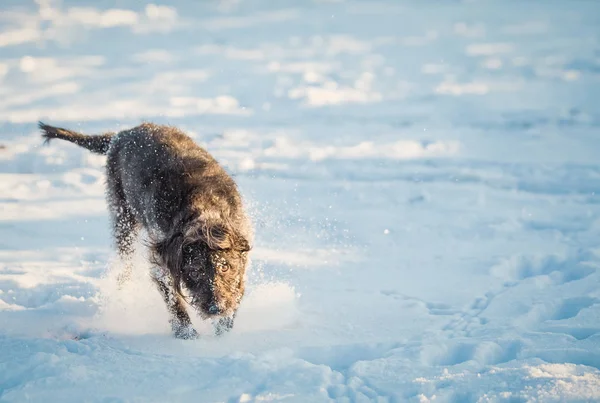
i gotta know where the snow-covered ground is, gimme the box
[1,0,600,401]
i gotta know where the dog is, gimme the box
[39,121,253,339]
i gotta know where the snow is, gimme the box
[1,0,600,401]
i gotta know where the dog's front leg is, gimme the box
[214,311,236,336]
[151,268,198,340]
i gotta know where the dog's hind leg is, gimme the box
[106,172,140,287]
[151,268,198,339]
[113,207,139,287]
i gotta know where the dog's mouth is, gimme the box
[190,297,229,319]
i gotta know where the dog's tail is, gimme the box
[39,121,114,155]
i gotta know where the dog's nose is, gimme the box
[208,304,220,315]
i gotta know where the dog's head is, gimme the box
[154,219,251,318]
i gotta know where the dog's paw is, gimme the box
[173,324,199,340]
[214,316,234,336]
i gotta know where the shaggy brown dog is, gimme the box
[39,121,253,339]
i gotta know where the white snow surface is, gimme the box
[1,0,600,402]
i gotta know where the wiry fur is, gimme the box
[39,121,253,339]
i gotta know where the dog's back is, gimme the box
[107,123,247,238]
[40,121,249,238]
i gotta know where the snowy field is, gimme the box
[1,0,600,401]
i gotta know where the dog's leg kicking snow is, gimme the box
[151,267,198,339]
[111,207,139,287]
[105,163,140,288]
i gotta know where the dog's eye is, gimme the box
[189,270,202,280]
[211,255,230,273]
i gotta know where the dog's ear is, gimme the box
[198,218,251,252]
[199,221,232,250]
[235,237,252,253]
